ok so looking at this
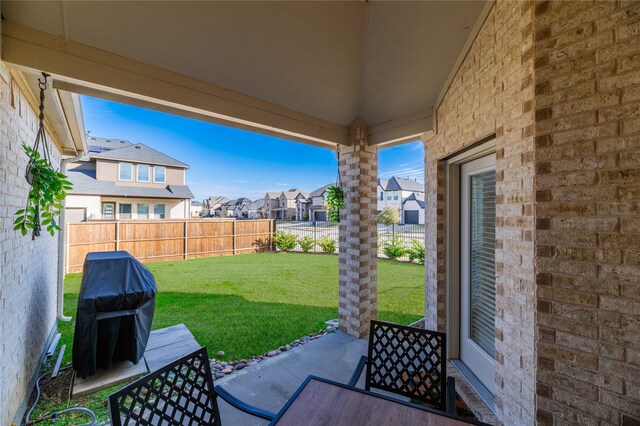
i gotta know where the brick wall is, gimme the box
[424,1,537,423]
[534,1,640,424]
[338,122,378,338]
[0,65,60,424]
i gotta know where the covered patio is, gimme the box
[1,1,639,425]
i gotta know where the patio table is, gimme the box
[268,375,484,426]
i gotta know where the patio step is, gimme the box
[72,324,200,398]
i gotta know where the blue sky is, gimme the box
[81,96,424,201]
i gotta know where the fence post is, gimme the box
[233,220,237,255]
[313,221,317,251]
[184,220,188,259]
[271,219,275,252]
[115,221,120,251]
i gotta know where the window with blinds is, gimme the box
[469,170,496,358]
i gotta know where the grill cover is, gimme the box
[73,251,157,379]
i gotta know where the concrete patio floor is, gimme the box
[215,331,367,425]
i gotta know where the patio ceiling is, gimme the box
[1,1,490,148]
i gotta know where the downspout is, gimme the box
[57,151,86,321]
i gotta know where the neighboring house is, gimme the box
[276,189,308,220]
[377,177,425,224]
[238,199,263,219]
[263,191,281,218]
[251,198,265,218]
[401,193,425,225]
[190,200,203,217]
[263,189,307,219]
[202,195,229,216]
[228,197,252,218]
[296,183,332,221]
[65,136,193,221]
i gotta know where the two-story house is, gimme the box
[296,183,331,221]
[263,191,281,218]
[65,136,193,222]
[377,176,425,224]
[202,195,229,216]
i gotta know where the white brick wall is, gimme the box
[0,65,60,425]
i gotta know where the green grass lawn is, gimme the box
[34,253,424,424]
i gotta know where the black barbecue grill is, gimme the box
[72,251,157,379]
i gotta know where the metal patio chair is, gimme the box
[109,347,275,425]
[347,320,456,414]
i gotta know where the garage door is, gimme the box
[66,208,87,223]
[314,211,327,221]
[404,210,419,224]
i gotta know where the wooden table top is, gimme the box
[269,376,480,426]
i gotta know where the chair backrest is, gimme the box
[109,347,220,426]
[366,320,447,410]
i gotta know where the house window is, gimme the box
[137,204,149,219]
[380,191,384,201]
[387,192,392,201]
[154,166,166,183]
[153,204,165,219]
[119,203,132,219]
[119,163,133,181]
[137,164,150,182]
[394,191,399,200]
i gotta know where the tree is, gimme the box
[378,206,400,226]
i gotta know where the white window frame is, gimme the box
[119,162,133,181]
[153,204,166,219]
[137,203,149,219]
[446,139,497,407]
[118,203,132,219]
[137,164,150,182]
[154,166,166,183]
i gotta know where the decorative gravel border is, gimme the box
[209,322,338,380]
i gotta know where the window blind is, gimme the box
[469,170,496,358]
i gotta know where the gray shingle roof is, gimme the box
[66,168,193,199]
[87,136,133,151]
[377,178,389,190]
[403,192,425,208]
[206,196,230,205]
[91,144,189,168]
[310,183,332,197]
[385,177,424,192]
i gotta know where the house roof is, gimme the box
[91,143,189,168]
[310,183,333,197]
[281,190,309,199]
[403,192,425,208]
[191,200,202,206]
[385,176,424,192]
[377,178,389,190]
[266,191,281,198]
[87,135,133,152]
[206,195,230,205]
[253,199,265,208]
[66,167,194,199]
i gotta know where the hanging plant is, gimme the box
[325,185,344,223]
[13,74,72,239]
[326,146,344,223]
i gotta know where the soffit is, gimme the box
[1,1,487,135]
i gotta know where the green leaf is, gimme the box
[21,228,28,236]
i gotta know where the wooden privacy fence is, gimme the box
[65,219,274,273]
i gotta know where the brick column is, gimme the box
[338,119,378,338]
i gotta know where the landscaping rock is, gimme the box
[214,373,226,379]
[221,368,233,374]
[267,351,278,357]
[218,351,225,356]
[234,363,246,370]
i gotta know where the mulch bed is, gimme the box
[23,367,74,424]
